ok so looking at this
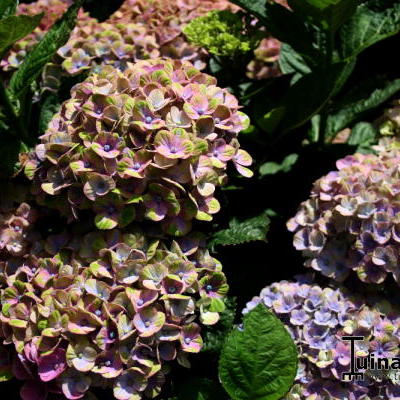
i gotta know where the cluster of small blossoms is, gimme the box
[287,150,400,285]
[26,59,252,236]
[58,0,234,76]
[243,280,400,399]
[0,0,93,74]
[0,227,228,400]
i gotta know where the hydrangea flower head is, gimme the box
[183,10,262,58]
[27,59,252,235]
[243,280,400,399]
[0,227,227,400]
[288,150,400,285]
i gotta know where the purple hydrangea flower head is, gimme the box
[243,279,400,399]
[27,59,252,235]
[288,149,400,285]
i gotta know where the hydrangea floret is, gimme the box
[288,150,400,285]
[26,59,252,236]
[243,279,400,399]
[0,226,228,400]
[183,10,262,58]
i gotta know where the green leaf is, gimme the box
[39,94,61,134]
[325,77,400,140]
[279,61,355,133]
[208,211,270,251]
[339,0,400,60]
[219,304,298,400]
[258,107,285,134]
[0,137,28,178]
[348,122,377,153]
[259,153,299,176]
[0,14,43,55]
[0,0,18,19]
[9,0,83,99]
[278,43,311,81]
[202,297,237,355]
[176,378,228,400]
[289,0,359,32]
[230,0,317,59]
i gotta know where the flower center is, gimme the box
[214,118,221,124]
[103,144,112,152]
[84,161,91,168]
[145,116,153,123]
[133,162,141,170]
[170,146,177,154]
[95,310,102,316]
[109,331,115,339]
[107,206,116,215]
[14,225,21,232]
[137,299,144,306]
[185,337,191,344]
[105,360,111,367]
[206,284,213,292]
[144,321,151,327]
[168,286,176,294]
[198,110,204,115]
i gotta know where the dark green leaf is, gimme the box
[289,0,359,31]
[0,137,28,178]
[227,0,266,21]
[202,297,237,355]
[39,94,61,134]
[348,122,377,153]
[279,61,355,133]
[208,211,270,251]
[339,0,400,60]
[219,304,298,400]
[279,43,311,79]
[230,0,317,60]
[176,378,228,400]
[0,0,18,19]
[259,154,299,176]
[325,77,400,140]
[0,14,43,55]
[9,0,83,99]
[257,107,285,134]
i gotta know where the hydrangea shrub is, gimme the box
[288,150,400,285]
[0,224,228,400]
[243,279,400,399]
[26,59,252,235]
